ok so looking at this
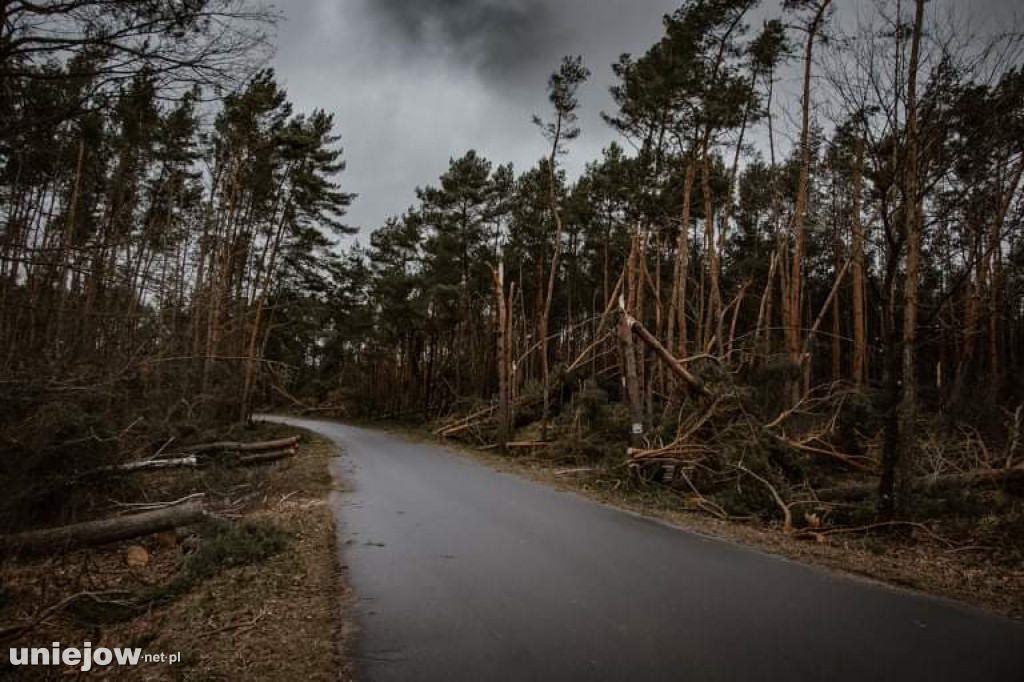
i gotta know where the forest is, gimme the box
[290,0,1024,534]
[1,0,1024,632]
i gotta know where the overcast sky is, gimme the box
[272,0,1020,240]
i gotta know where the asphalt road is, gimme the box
[264,416,1024,681]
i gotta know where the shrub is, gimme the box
[184,519,290,582]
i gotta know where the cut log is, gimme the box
[236,448,297,466]
[185,435,299,454]
[816,465,1024,502]
[0,498,206,556]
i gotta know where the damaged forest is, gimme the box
[2,0,1024,663]
[320,0,1024,597]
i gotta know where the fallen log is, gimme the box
[480,441,552,451]
[89,447,297,477]
[440,422,477,438]
[627,443,712,460]
[0,497,206,556]
[434,406,497,435]
[775,436,877,473]
[98,455,200,473]
[816,465,1024,502]
[236,448,297,466]
[185,435,299,454]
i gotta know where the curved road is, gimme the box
[265,416,1024,681]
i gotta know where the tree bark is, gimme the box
[895,0,926,516]
[236,448,297,465]
[620,233,645,447]
[625,312,711,400]
[1,498,206,556]
[186,435,299,454]
[787,0,832,402]
[492,263,511,450]
[851,136,867,386]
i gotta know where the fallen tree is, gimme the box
[97,455,200,473]
[235,447,297,465]
[184,435,300,454]
[0,497,206,556]
[90,446,297,475]
[622,310,711,399]
[480,441,553,451]
[816,465,1024,502]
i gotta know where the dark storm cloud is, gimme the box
[273,0,683,236]
[365,0,564,85]
[273,0,1022,239]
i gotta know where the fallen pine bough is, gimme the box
[0,496,206,556]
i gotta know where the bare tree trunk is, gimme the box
[620,233,644,447]
[851,136,867,386]
[539,150,564,440]
[986,155,1023,403]
[754,253,778,357]
[668,154,696,360]
[787,0,832,402]
[493,263,511,451]
[896,0,926,515]
[701,147,724,356]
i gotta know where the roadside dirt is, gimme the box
[0,429,353,681]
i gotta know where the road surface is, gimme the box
[264,416,1024,681]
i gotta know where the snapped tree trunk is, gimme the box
[492,263,512,450]
[620,233,645,447]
